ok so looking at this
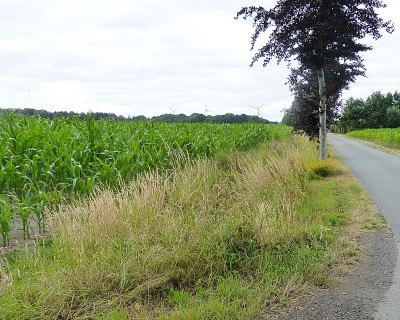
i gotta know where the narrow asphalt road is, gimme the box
[328,134,400,320]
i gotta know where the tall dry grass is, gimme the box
[38,137,312,317]
[2,137,356,319]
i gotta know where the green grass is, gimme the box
[0,137,380,319]
[347,128,400,149]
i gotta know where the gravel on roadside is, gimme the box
[260,230,397,320]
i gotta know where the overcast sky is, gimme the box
[1,1,399,122]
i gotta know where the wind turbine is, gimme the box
[169,107,178,115]
[204,104,213,116]
[251,104,264,117]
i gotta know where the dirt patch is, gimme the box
[260,229,397,320]
[0,219,48,266]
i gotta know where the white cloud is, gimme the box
[0,0,398,121]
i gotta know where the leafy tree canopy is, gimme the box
[287,59,361,138]
[236,0,393,71]
[237,0,394,156]
[337,90,400,130]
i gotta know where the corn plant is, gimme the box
[18,193,34,240]
[0,198,13,247]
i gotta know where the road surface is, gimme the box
[328,134,400,320]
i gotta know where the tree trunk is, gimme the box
[318,67,327,160]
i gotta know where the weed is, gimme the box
[322,213,342,226]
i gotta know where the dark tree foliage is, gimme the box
[288,59,362,138]
[236,0,394,158]
[236,0,393,69]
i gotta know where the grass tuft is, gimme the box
[306,159,343,180]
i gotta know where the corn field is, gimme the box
[347,128,400,147]
[0,114,292,246]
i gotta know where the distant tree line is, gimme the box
[335,91,400,132]
[151,113,275,124]
[0,107,275,124]
[283,91,400,133]
[0,108,128,121]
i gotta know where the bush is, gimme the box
[306,160,342,180]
